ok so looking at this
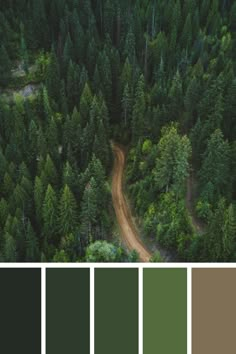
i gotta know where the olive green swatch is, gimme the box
[192,268,236,354]
[143,268,187,354]
[46,268,90,354]
[95,268,138,354]
[0,268,41,354]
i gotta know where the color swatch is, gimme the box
[143,268,187,354]
[192,268,236,354]
[0,268,41,354]
[46,268,90,354]
[95,268,138,354]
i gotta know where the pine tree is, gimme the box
[150,31,168,66]
[80,177,99,244]
[42,184,58,241]
[42,154,58,188]
[154,124,191,194]
[204,198,225,261]
[37,126,47,158]
[42,86,53,121]
[121,58,133,95]
[59,82,67,119]
[79,82,93,128]
[46,47,60,103]
[4,232,17,262]
[25,220,39,262]
[124,28,136,65]
[184,76,200,128]
[3,172,14,198]
[62,161,76,193]
[132,75,146,144]
[63,32,74,73]
[34,176,44,225]
[181,13,192,49]
[46,117,59,160]
[169,70,183,121]
[59,185,78,236]
[122,84,132,127]
[199,129,230,205]
[93,118,110,171]
[27,120,38,170]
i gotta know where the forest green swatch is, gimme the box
[143,268,187,354]
[95,268,138,354]
[46,268,90,354]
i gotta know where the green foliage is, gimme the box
[154,124,191,195]
[132,74,146,144]
[150,251,164,262]
[199,129,230,205]
[59,185,78,236]
[85,241,119,262]
[42,184,58,242]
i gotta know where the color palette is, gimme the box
[192,268,236,354]
[95,268,138,354]
[46,268,90,354]
[0,268,41,354]
[143,268,187,354]
[1,266,236,354]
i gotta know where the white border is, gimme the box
[1,262,236,268]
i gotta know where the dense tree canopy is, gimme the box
[0,0,235,262]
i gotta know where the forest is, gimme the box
[0,0,235,262]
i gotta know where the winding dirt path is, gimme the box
[111,143,151,262]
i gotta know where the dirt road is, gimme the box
[112,143,151,262]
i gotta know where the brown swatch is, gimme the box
[192,268,236,354]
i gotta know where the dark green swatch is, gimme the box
[143,268,187,354]
[0,268,41,354]
[95,268,138,354]
[46,268,90,354]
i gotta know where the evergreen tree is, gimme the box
[154,124,191,194]
[46,47,60,103]
[34,176,44,225]
[4,232,17,262]
[199,129,230,205]
[79,83,93,128]
[132,75,146,144]
[122,84,132,127]
[80,177,99,244]
[59,185,78,236]
[42,184,58,242]
[25,220,39,262]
